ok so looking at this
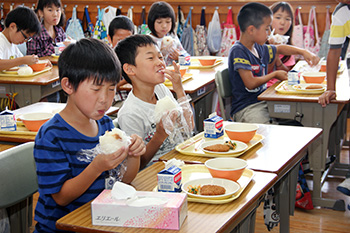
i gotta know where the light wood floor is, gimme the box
[30,137,350,233]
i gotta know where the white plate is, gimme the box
[182,178,240,200]
[200,140,248,154]
[293,84,326,91]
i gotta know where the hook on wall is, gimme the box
[97,5,100,9]
[190,6,193,10]
[326,5,331,9]
[228,6,232,10]
[215,6,219,10]
[142,6,145,9]
[202,6,206,10]
[130,6,134,9]
[119,6,122,9]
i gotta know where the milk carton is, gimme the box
[203,112,223,138]
[288,70,299,85]
[157,165,182,192]
[0,107,16,131]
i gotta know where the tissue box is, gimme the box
[157,165,182,192]
[0,108,16,131]
[204,113,223,138]
[91,190,187,230]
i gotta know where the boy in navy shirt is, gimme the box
[229,2,319,123]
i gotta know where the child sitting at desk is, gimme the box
[229,2,319,124]
[115,34,194,169]
[33,38,146,232]
[0,6,41,71]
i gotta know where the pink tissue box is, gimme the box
[91,189,188,230]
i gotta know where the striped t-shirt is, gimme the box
[33,114,114,232]
[329,3,350,48]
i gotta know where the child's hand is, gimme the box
[168,48,180,60]
[24,55,39,65]
[164,62,183,90]
[128,134,146,157]
[318,90,336,107]
[273,70,288,81]
[91,147,128,173]
[302,50,320,67]
[155,119,169,141]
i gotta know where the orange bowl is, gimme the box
[302,72,326,84]
[20,112,53,132]
[224,123,258,143]
[205,157,247,181]
[29,60,48,72]
[198,57,216,66]
[167,66,188,77]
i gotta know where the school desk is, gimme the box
[161,123,322,233]
[0,64,61,108]
[0,102,118,143]
[119,56,228,132]
[258,60,350,210]
[56,163,277,233]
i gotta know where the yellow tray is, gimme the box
[0,66,52,77]
[154,165,255,204]
[275,80,326,94]
[0,121,37,136]
[189,58,223,69]
[164,73,193,86]
[175,132,264,157]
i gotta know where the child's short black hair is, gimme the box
[147,1,176,37]
[108,15,135,38]
[114,34,157,84]
[4,6,41,34]
[36,0,65,27]
[58,38,121,91]
[238,2,272,32]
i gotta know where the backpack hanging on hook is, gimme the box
[93,7,108,43]
[83,6,94,38]
[180,8,195,56]
[218,8,237,57]
[65,6,85,41]
[207,9,222,54]
[138,7,151,35]
[194,8,209,56]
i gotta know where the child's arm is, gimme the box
[122,134,145,183]
[52,147,128,206]
[0,55,39,71]
[239,68,288,90]
[276,45,320,66]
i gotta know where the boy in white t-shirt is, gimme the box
[0,6,41,71]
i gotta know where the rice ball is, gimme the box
[17,66,33,76]
[162,36,173,47]
[154,96,178,123]
[99,128,130,154]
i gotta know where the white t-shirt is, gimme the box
[0,32,23,59]
[117,84,178,168]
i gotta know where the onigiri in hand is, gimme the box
[162,36,173,47]
[99,128,131,154]
[154,96,178,123]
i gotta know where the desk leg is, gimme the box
[230,209,257,233]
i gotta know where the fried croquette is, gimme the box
[200,185,226,195]
[203,144,230,152]
[306,84,323,89]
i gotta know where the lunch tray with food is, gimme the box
[175,132,264,157]
[189,58,223,69]
[0,66,52,77]
[275,80,326,94]
[164,73,193,86]
[154,165,255,204]
[0,121,37,137]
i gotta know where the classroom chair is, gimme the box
[0,142,37,233]
[215,68,232,121]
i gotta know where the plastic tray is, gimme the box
[0,66,52,77]
[189,58,223,69]
[275,80,326,94]
[164,73,193,86]
[175,132,264,157]
[154,165,255,204]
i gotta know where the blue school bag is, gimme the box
[65,6,85,41]
[93,7,108,43]
[180,8,194,56]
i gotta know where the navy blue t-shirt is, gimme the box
[228,42,276,116]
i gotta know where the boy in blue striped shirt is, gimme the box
[33,38,145,232]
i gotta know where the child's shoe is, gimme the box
[337,178,350,196]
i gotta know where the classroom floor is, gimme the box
[30,126,350,233]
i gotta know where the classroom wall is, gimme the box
[1,0,337,38]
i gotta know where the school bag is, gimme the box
[318,6,331,58]
[138,7,151,35]
[194,8,210,56]
[180,8,195,56]
[176,6,186,39]
[207,9,222,54]
[82,6,94,38]
[65,6,85,41]
[292,7,304,49]
[218,8,237,57]
[102,6,117,34]
[304,6,320,55]
[93,7,108,43]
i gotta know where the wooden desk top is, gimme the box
[0,102,119,143]
[258,61,350,104]
[161,123,322,178]
[56,161,277,233]
[120,57,228,94]
[0,63,59,86]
